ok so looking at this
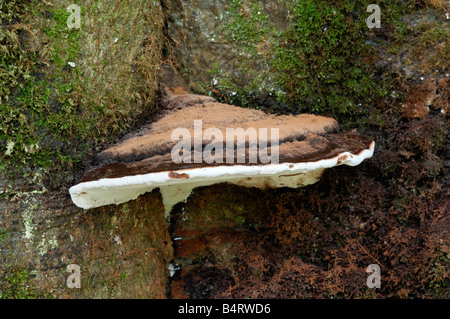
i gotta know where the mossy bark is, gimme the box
[1,190,173,299]
[1,0,170,298]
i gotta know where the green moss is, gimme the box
[0,267,41,299]
[0,0,163,188]
[198,0,418,124]
[222,0,274,50]
[1,2,84,179]
[0,228,51,299]
[272,0,370,114]
[267,0,410,118]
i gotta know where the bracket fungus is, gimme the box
[69,65,375,217]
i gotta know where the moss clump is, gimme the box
[200,0,418,122]
[273,0,380,115]
[1,3,85,177]
[407,20,449,72]
[0,267,46,299]
[222,0,274,51]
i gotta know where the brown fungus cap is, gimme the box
[69,65,374,216]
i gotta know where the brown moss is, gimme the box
[168,110,449,298]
